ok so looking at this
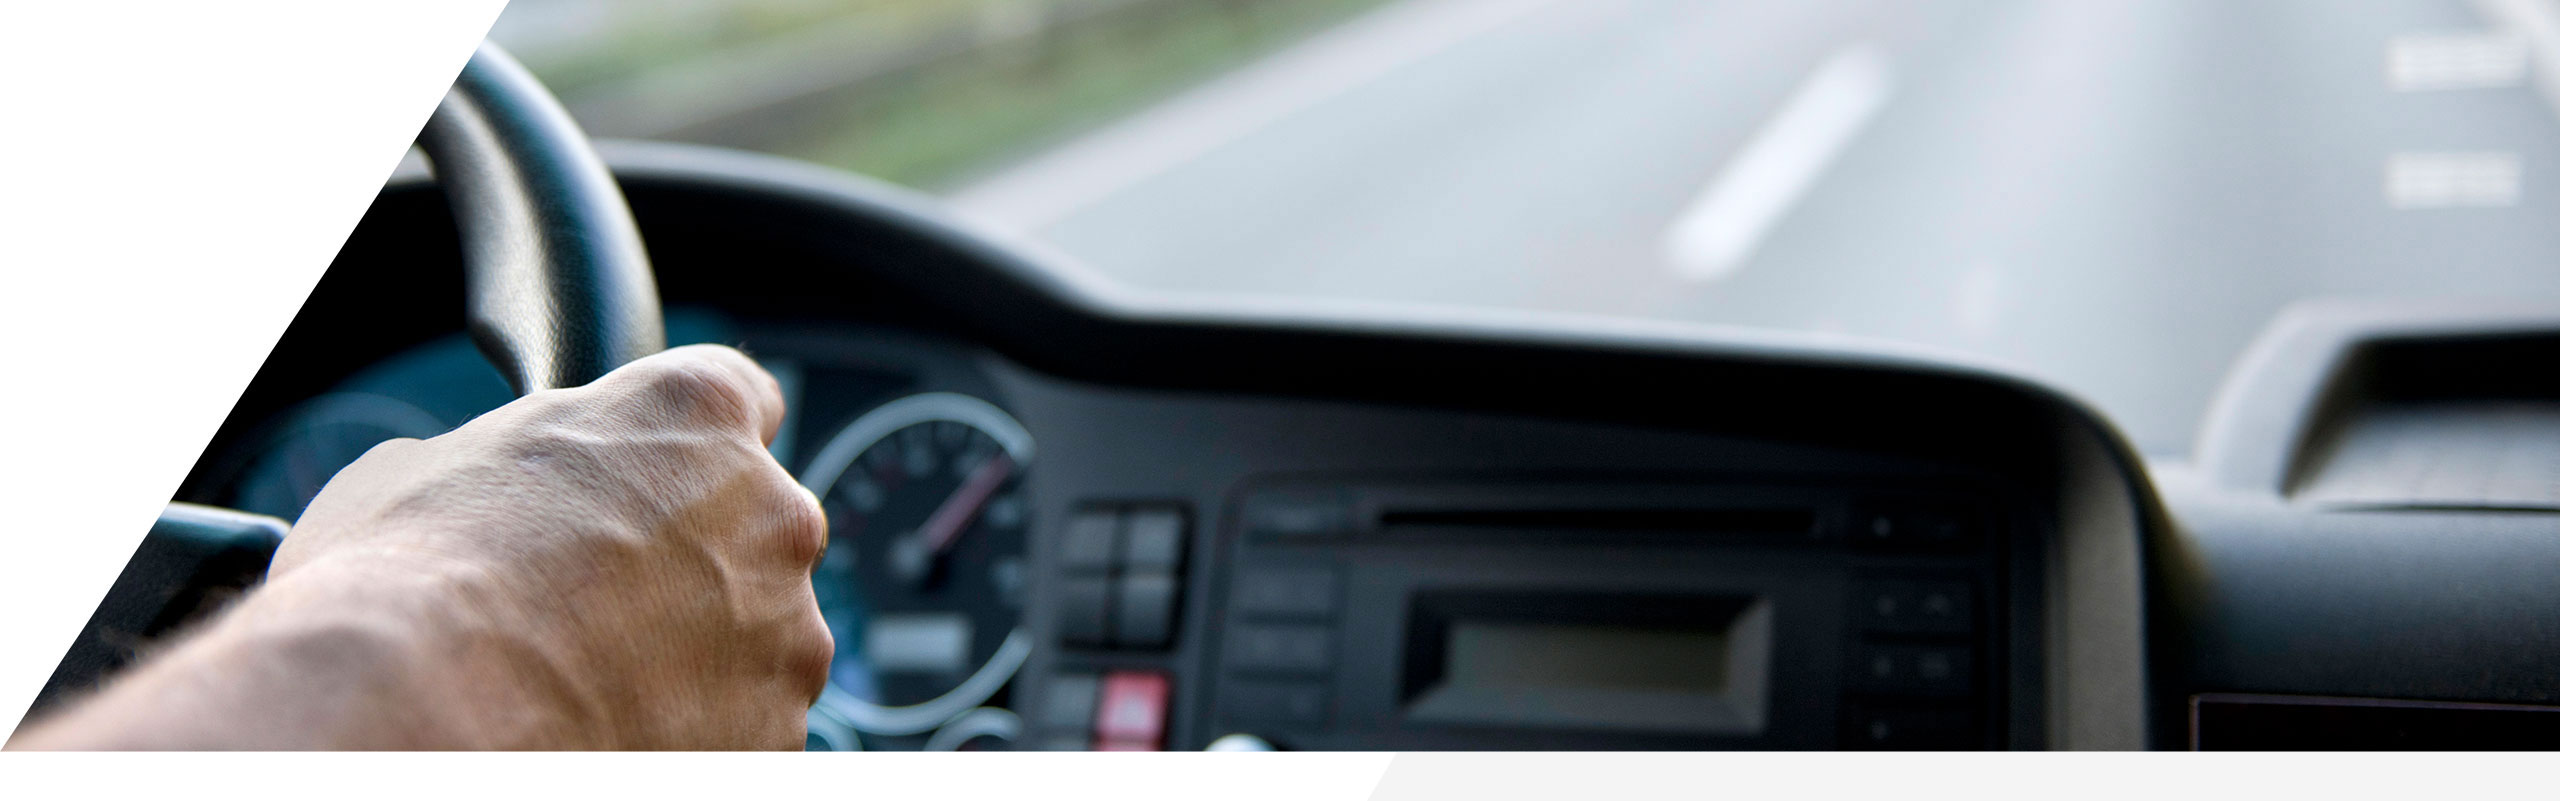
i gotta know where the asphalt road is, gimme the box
[948,0,2560,456]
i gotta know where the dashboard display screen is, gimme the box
[1403,593,1772,735]
[1440,622,1729,696]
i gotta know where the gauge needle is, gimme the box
[915,453,1015,558]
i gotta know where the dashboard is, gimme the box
[69,142,2560,751]
[195,308,2089,751]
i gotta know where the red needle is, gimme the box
[916,452,1015,558]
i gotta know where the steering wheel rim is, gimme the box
[416,43,664,395]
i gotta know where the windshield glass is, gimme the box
[490,0,2560,457]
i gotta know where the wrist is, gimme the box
[239,551,606,748]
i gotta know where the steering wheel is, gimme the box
[31,42,662,711]
[420,43,664,393]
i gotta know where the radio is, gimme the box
[1194,479,2014,750]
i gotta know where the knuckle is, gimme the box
[642,358,758,429]
[776,484,830,566]
[789,611,834,701]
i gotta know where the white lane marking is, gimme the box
[2386,151,2521,208]
[2475,0,2560,122]
[1662,44,1895,282]
[2387,32,2529,91]
[945,0,1566,233]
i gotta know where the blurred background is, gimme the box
[488,0,2560,457]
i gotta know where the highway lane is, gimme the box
[948,0,2560,455]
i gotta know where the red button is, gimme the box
[1093,670,1170,750]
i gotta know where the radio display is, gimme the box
[1440,621,1730,695]
[1403,593,1772,735]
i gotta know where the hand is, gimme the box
[14,345,831,750]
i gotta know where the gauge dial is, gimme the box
[232,392,449,520]
[800,392,1033,746]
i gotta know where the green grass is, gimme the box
[777,0,1397,188]
[517,0,1037,96]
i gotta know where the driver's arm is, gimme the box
[7,345,832,750]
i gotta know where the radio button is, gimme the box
[1235,567,1341,619]
[1856,506,1980,551]
[1859,580,1974,635]
[1226,624,1335,674]
[1910,509,1980,548]
[1845,704,1980,750]
[1853,644,1974,697]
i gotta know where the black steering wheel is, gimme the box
[30,43,661,712]
[420,43,664,393]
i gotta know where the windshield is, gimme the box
[490,0,2560,457]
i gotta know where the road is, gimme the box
[946,0,2560,456]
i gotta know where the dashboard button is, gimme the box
[1909,582,1974,633]
[1094,670,1171,750]
[1225,624,1335,675]
[1910,509,1979,548]
[1859,580,1974,635]
[1060,510,1122,572]
[1119,507,1187,572]
[1857,506,1980,551]
[1224,680,1331,727]
[1853,644,1974,697]
[1035,673,1101,731]
[1845,704,1980,750]
[1113,570,1180,649]
[1057,576,1112,647]
[1234,567,1341,620]
[1856,510,1910,548]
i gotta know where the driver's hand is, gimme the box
[17,345,831,750]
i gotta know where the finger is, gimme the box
[603,344,788,445]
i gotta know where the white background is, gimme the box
[0,0,510,729]
[0,1,2547,795]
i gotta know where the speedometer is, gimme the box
[799,392,1033,750]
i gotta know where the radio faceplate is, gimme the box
[1200,480,2013,750]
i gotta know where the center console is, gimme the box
[1022,473,2032,751]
